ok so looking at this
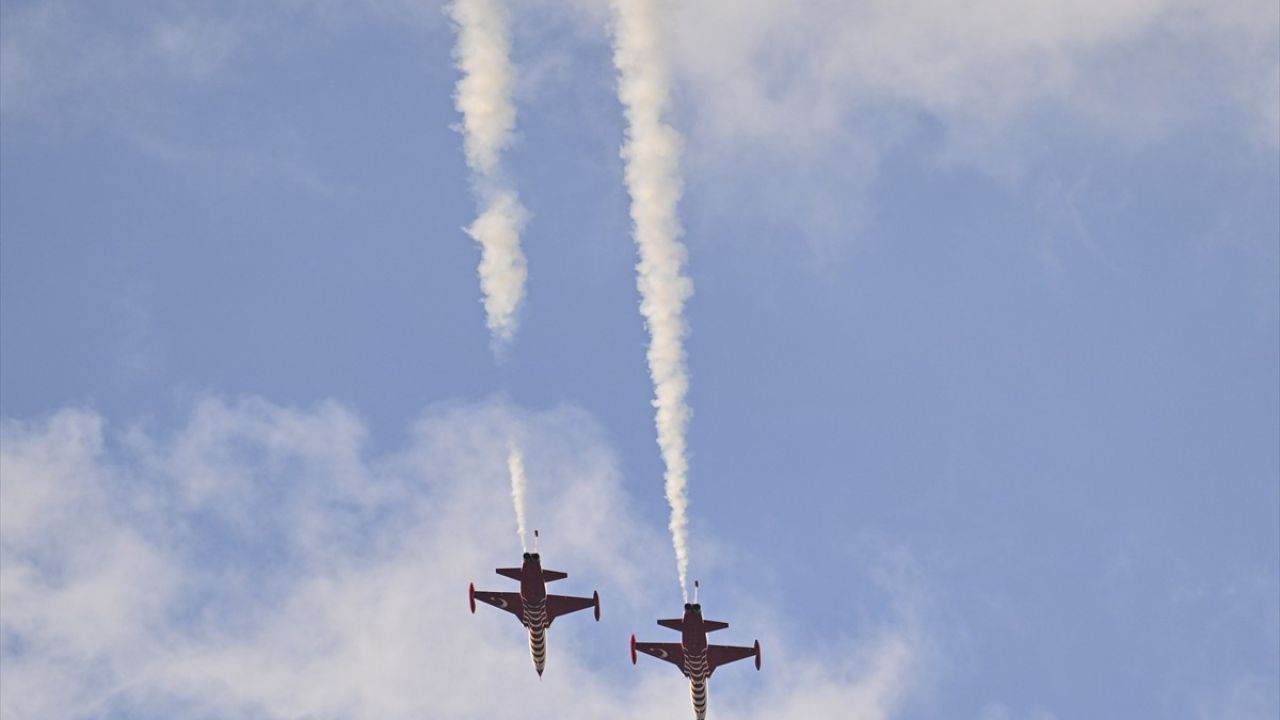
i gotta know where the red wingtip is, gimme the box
[754,640,762,671]
[468,582,476,614]
[630,634,637,665]
[593,591,601,622]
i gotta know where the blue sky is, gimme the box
[2,1,1277,718]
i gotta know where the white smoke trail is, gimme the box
[507,440,529,552]
[610,0,693,601]
[449,0,528,347]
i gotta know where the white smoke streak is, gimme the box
[507,440,529,552]
[449,0,528,347]
[466,190,528,346]
[610,0,693,601]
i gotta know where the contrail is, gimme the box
[449,0,528,348]
[610,0,693,601]
[507,440,529,552]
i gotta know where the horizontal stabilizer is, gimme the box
[703,620,729,633]
[657,618,684,632]
[542,569,568,583]
[495,568,523,581]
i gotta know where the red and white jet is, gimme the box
[630,582,761,720]
[469,531,600,676]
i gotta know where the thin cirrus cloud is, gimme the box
[660,0,1280,156]
[0,397,927,719]
[2,0,1274,264]
[0,1,244,118]
[7,1,1275,163]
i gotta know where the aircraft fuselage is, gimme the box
[519,556,550,675]
[680,608,711,720]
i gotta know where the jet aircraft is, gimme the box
[630,582,760,719]
[469,531,600,676]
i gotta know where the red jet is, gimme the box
[630,582,761,720]
[469,532,600,676]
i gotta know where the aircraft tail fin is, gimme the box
[657,618,684,632]
[495,568,523,581]
[542,569,568,583]
[703,620,729,633]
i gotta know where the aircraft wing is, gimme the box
[707,641,760,675]
[546,592,599,624]
[632,639,686,674]
[471,588,523,621]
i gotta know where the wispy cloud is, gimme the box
[1195,674,1280,720]
[1,397,929,719]
[126,130,343,196]
[661,0,1279,156]
[0,1,247,121]
[651,0,1280,254]
[0,0,440,193]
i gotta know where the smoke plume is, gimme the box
[610,0,693,601]
[449,0,528,347]
[507,440,529,552]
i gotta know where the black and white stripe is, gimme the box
[523,598,549,674]
[685,649,710,720]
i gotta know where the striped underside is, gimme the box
[523,598,549,674]
[685,649,709,719]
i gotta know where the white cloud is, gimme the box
[125,130,342,196]
[655,0,1278,255]
[1196,674,1280,720]
[11,0,1274,153]
[6,0,1272,256]
[0,0,458,115]
[1,396,929,719]
[0,0,446,150]
[660,0,1279,155]
[517,0,1275,261]
[0,409,179,719]
[0,1,240,120]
